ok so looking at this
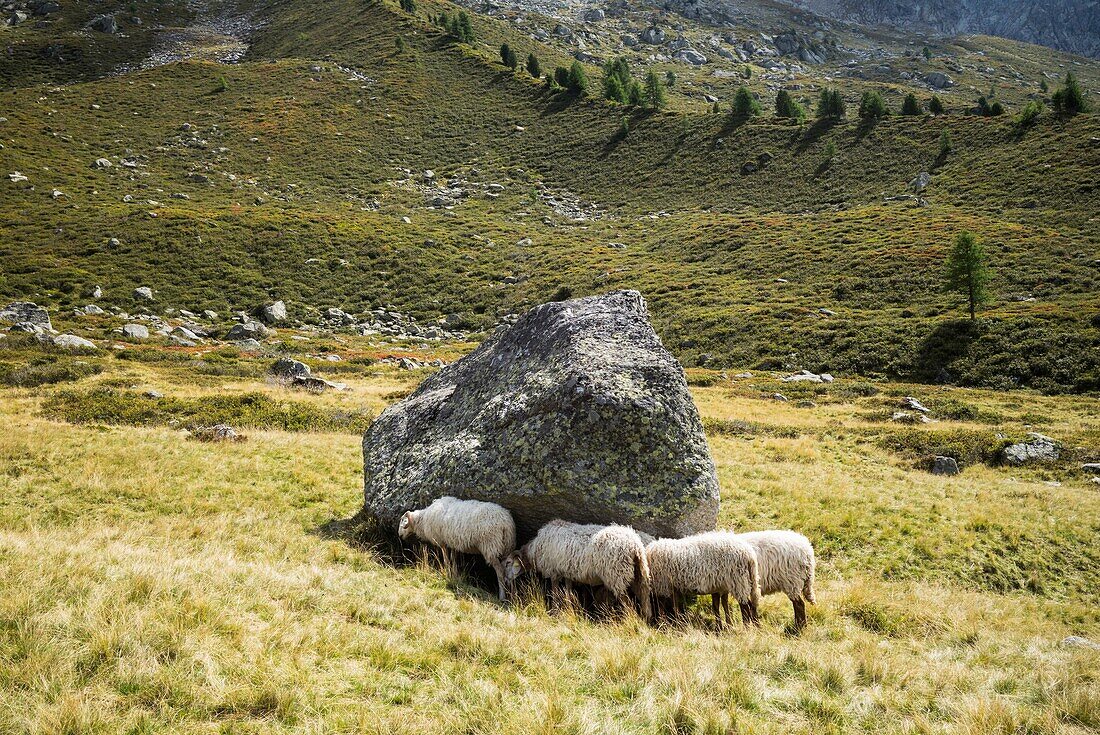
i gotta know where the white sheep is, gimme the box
[733,530,816,631]
[398,496,516,601]
[504,520,652,620]
[646,531,761,629]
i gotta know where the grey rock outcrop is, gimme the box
[1002,433,1060,465]
[122,324,149,340]
[225,321,270,341]
[1,301,52,331]
[272,357,311,380]
[52,334,96,351]
[931,455,960,475]
[133,286,154,301]
[258,300,287,325]
[362,290,720,540]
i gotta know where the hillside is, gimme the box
[2,0,1099,391]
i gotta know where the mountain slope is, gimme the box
[1,0,1098,390]
[785,0,1100,58]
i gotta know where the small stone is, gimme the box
[931,456,960,476]
[132,286,154,301]
[1061,636,1100,650]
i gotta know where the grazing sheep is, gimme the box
[733,530,816,631]
[646,531,760,629]
[398,496,516,601]
[504,520,652,621]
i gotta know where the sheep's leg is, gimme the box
[490,558,507,603]
[721,594,733,628]
[792,597,807,632]
[711,594,723,629]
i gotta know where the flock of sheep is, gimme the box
[398,496,817,631]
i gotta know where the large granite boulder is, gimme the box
[362,290,720,540]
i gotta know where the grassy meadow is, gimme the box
[1,335,1098,734]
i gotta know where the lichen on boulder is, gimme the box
[361,290,720,540]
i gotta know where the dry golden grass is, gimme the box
[1,347,1098,734]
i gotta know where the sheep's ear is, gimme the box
[400,511,412,528]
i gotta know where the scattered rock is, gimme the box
[225,322,270,341]
[89,14,118,33]
[1083,463,1100,475]
[189,424,244,442]
[272,357,311,380]
[132,286,154,301]
[892,411,930,424]
[1002,433,1060,465]
[640,26,666,44]
[925,72,955,89]
[772,392,788,402]
[675,48,708,65]
[258,300,287,325]
[121,324,149,340]
[92,158,112,169]
[1,301,52,331]
[902,396,931,414]
[909,172,932,192]
[361,290,720,539]
[233,338,263,351]
[51,334,97,351]
[782,370,833,383]
[81,304,105,316]
[931,456,960,476]
[292,375,348,393]
[1061,636,1100,650]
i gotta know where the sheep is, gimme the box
[646,531,760,629]
[503,520,652,621]
[732,530,816,631]
[397,496,516,602]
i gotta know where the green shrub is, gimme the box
[0,357,104,388]
[929,95,945,114]
[42,389,376,434]
[566,61,588,95]
[526,53,541,79]
[1051,71,1089,115]
[877,427,1010,468]
[858,91,889,120]
[1014,99,1043,129]
[901,93,921,115]
[643,69,666,109]
[775,89,805,120]
[399,0,415,13]
[499,43,517,70]
[602,57,632,104]
[816,88,845,119]
[731,86,761,117]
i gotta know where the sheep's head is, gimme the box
[502,549,531,587]
[397,510,417,540]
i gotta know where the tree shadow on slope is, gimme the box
[913,318,981,384]
[795,117,838,154]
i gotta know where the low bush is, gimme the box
[0,357,103,388]
[42,389,375,433]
